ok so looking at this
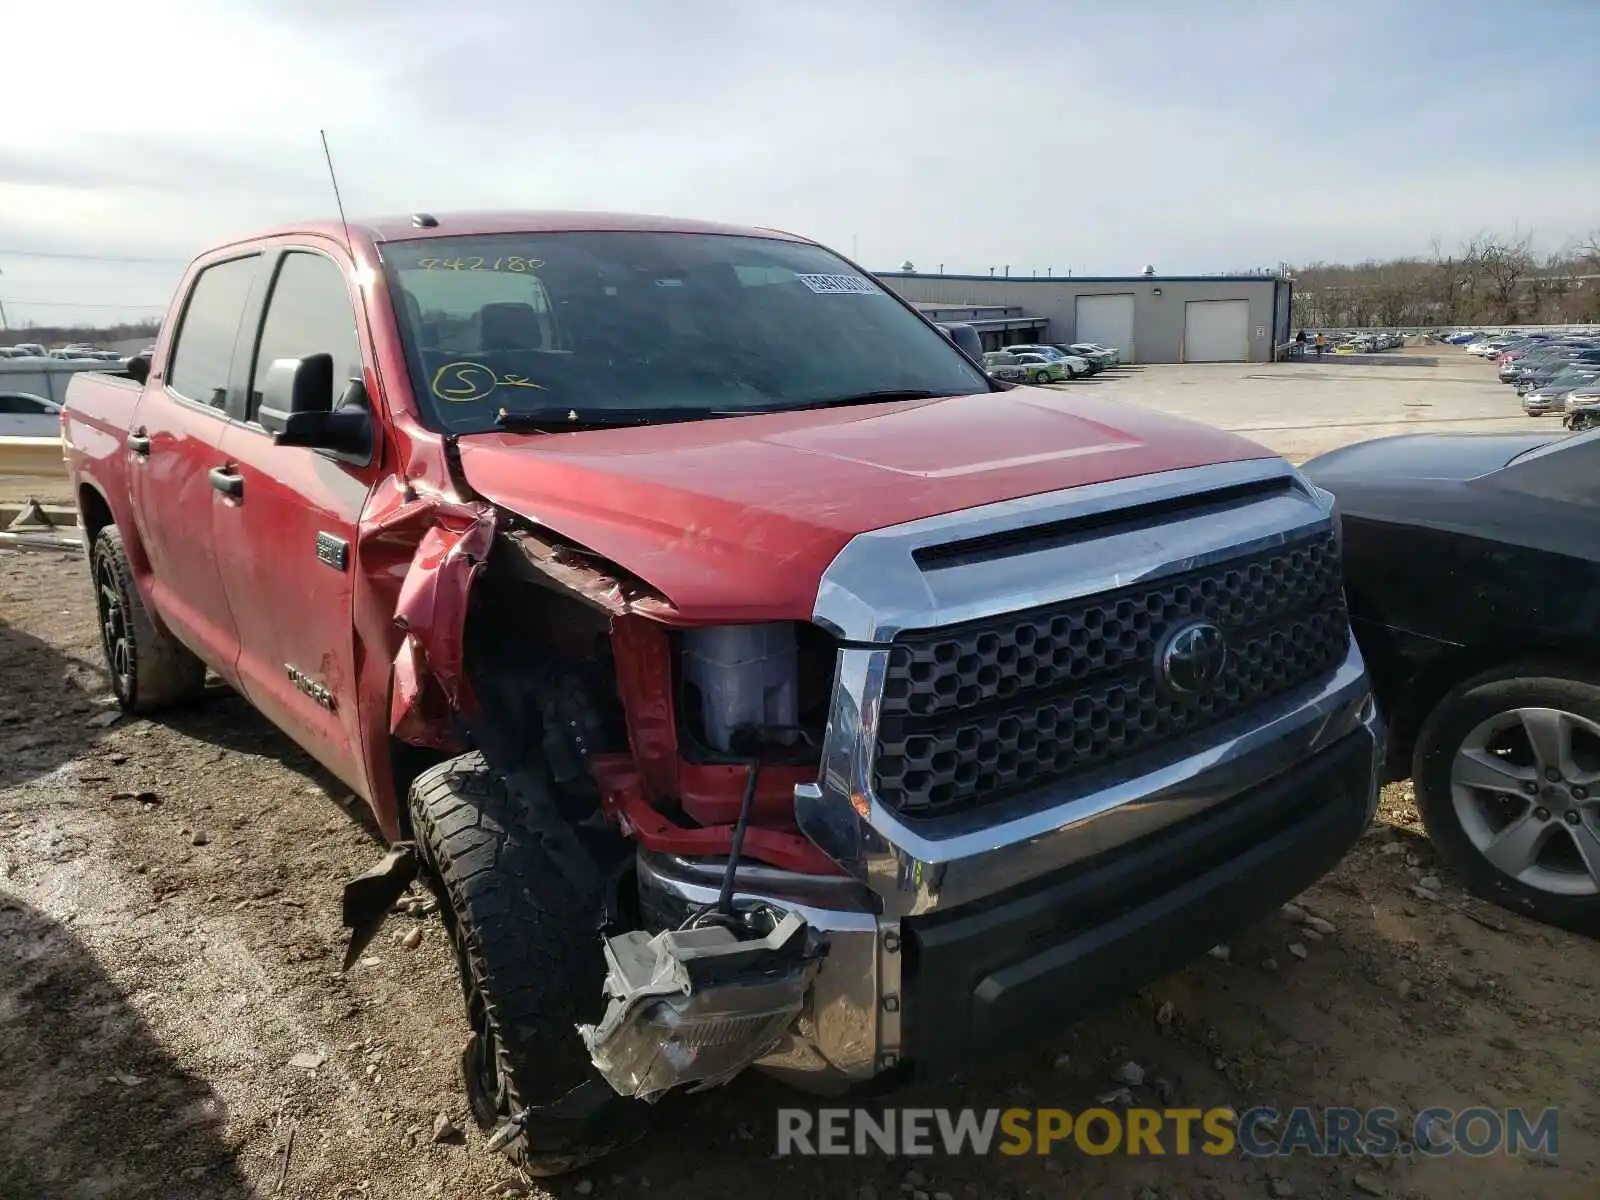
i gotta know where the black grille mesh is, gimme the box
[873,533,1347,816]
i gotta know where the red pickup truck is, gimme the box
[63,211,1381,1173]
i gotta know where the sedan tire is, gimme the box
[1413,663,1600,936]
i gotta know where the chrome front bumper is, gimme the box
[638,460,1384,1090]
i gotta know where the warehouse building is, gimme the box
[879,271,1293,364]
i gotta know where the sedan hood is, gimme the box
[1304,431,1570,533]
[1306,431,1560,488]
[456,388,1274,623]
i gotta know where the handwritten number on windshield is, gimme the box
[431,361,547,404]
[417,256,545,273]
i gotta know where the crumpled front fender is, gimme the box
[375,491,496,750]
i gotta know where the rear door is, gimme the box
[212,243,381,797]
[127,252,262,684]
[1183,299,1251,362]
[1074,294,1136,362]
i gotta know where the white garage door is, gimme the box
[1183,300,1250,362]
[1075,294,1135,361]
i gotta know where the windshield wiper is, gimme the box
[494,390,954,431]
[492,406,722,432]
[714,389,947,417]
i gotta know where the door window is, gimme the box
[248,252,364,423]
[0,395,53,414]
[167,255,260,409]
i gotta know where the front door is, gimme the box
[212,246,381,797]
[127,252,263,686]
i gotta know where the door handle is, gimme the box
[127,431,150,455]
[208,466,244,499]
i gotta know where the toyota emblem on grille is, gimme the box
[1159,622,1228,694]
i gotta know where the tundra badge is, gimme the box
[286,664,336,711]
[316,531,350,571]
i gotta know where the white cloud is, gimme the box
[3,0,1596,327]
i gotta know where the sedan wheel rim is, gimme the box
[94,556,133,698]
[1451,707,1600,896]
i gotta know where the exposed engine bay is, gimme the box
[441,537,850,1105]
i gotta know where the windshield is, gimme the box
[379,231,990,432]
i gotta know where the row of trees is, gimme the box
[1,319,159,347]
[1288,232,1600,331]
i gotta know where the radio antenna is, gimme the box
[319,129,354,251]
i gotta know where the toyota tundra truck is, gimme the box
[62,211,1381,1174]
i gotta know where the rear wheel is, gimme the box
[90,526,207,713]
[1413,664,1600,936]
[409,752,648,1174]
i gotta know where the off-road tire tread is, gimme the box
[1412,660,1600,938]
[91,526,207,713]
[408,751,636,1174]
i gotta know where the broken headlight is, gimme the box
[578,908,822,1101]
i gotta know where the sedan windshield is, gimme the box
[380,231,990,433]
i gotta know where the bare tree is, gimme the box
[1286,233,1590,330]
[1525,250,1574,322]
[1579,230,1600,275]
[1428,236,1475,326]
[1476,232,1534,322]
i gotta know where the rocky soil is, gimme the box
[2,551,1597,1200]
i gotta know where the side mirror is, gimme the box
[940,322,984,360]
[259,354,334,426]
[126,355,151,386]
[258,354,375,464]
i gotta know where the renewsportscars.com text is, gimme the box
[776,1105,1559,1159]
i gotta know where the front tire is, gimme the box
[90,526,207,713]
[408,752,647,1174]
[1413,663,1600,936]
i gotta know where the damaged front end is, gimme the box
[579,907,824,1101]
[348,483,876,1134]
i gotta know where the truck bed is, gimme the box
[61,369,148,539]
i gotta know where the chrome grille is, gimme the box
[873,532,1347,817]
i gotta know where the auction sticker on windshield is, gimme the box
[796,273,880,295]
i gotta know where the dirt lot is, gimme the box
[1064,345,1540,463]
[3,350,1598,1199]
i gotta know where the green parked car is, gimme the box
[982,351,1066,384]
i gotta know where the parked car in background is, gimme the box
[1306,427,1600,936]
[1566,396,1600,432]
[1004,344,1093,377]
[1512,351,1600,393]
[0,391,63,436]
[1522,367,1600,415]
[1065,342,1121,367]
[981,351,1055,383]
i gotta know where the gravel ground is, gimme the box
[3,346,1598,1198]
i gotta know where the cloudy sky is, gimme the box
[3,0,1597,328]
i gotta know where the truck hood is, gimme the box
[455,387,1274,623]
